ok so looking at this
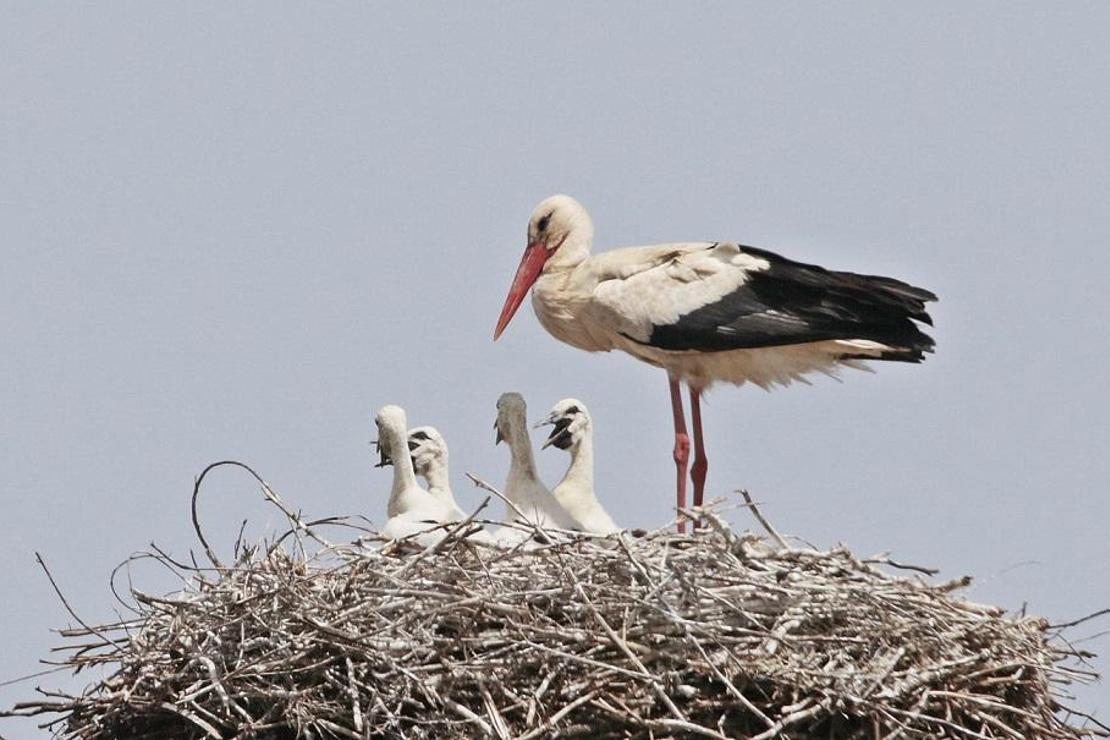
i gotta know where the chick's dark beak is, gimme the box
[494,419,504,445]
[372,439,393,468]
[541,416,574,451]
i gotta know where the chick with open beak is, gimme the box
[536,398,620,535]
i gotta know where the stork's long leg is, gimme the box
[668,374,690,534]
[689,387,708,523]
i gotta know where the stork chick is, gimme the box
[374,405,465,546]
[407,425,467,520]
[493,392,578,540]
[537,399,620,535]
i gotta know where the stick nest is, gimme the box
[4,466,1105,739]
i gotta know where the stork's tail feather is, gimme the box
[839,347,931,364]
[833,322,936,364]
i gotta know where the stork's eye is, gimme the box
[537,213,552,232]
[410,431,430,441]
[565,405,580,415]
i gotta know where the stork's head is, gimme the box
[372,404,408,467]
[494,391,527,445]
[527,194,594,249]
[407,425,447,476]
[536,398,590,451]
[494,195,594,340]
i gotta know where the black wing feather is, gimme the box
[644,245,937,361]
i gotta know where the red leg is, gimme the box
[690,387,708,520]
[668,375,690,533]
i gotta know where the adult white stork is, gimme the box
[536,398,621,535]
[493,195,936,531]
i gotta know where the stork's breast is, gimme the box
[531,284,614,353]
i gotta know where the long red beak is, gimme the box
[493,242,549,340]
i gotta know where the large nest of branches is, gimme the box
[4,464,1106,739]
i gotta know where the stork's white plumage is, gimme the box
[374,405,467,546]
[407,425,467,521]
[493,392,578,542]
[494,195,937,531]
[537,398,620,535]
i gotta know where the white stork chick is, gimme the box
[494,195,937,531]
[374,405,465,546]
[537,399,620,535]
[493,392,578,540]
[407,425,467,520]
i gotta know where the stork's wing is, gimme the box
[592,243,936,359]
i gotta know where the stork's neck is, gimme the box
[544,233,592,273]
[505,418,539,482]
[421,461,451,498]
[562,429,594,491]
[382,427,419,512]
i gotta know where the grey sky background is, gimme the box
[2,3,1108,734]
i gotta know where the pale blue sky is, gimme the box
[2,3,1108,734]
